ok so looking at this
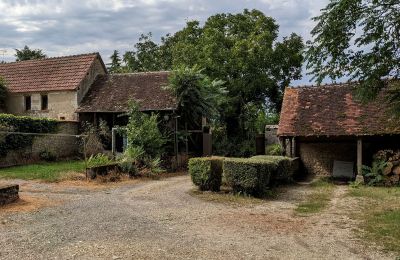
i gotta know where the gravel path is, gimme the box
[0,176,394,260]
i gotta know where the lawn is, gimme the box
[348,186,400,253]
[0,161,86,182]
[295,178,335,214]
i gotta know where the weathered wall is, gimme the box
[6,91,78,121]
[0,121,80,168]
[77,57,106,103]
[298,142,356,176]
[265,125,279,146]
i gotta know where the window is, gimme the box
[41,94,48,110]
[25,96,31,111]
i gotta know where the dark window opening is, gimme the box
[41,94,48,110]
[25,96,31,111]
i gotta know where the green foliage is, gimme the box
[362,160,387,186]
[125,102,166,159]
[0,114,58,157]
[168,66,226,128]
[39,150,57,162]
[306,0,400,108]
[107,50,122,73]
[250,155,297,182]
[189,157,224,191]
[0,77,7,110]
[223,158,274,197]
[15,45,46,61]
[266,144,283,156]
[87,153,113,168]
[81,120,111,156]
[112,9,303,150]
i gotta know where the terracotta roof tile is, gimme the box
[76,72,177,112]
[278,82,400,137]
[0,53,100,93]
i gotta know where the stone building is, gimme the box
[0,53,107,121]
[278,82,400,178]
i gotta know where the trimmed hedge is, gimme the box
[250,155,298,182]
[0,114,58,157]
[189,157,224,191]
[223,158,276,197]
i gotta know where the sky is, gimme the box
[0,0,330,85]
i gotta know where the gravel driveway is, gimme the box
[0,175,394,260]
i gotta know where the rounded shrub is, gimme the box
[189,157,224,192]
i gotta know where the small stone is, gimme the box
[112,256,121,260]
[1,219,7,224]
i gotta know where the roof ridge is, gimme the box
[0,52,99,65]
[111,71,170,76]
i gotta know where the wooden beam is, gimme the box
[356,138,364,183]
[291,137,296,158]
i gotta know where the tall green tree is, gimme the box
[0,77,7,110]
[108,50,122,73]
[306,0,400,101]
[15,45,46,61]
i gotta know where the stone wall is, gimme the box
[0,121,80,168]
[298,142,356,176]
[0,185,19,206]
[265,125,279,146]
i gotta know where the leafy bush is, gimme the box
[250,155,298,182]
[87,153,113,168]
[362,160,387,186]
[189,157,224,191]
[39,150,57,162]
[223,158,274,197]
[0,114,58,157]
[266,144,283,156]
[0,77,7,110]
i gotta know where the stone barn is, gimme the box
[278,82,400,178]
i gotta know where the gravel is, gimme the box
[0,175,395,260]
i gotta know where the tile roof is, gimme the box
[0,53,102,93]
[76,72,177,113]
[278,82,400,137]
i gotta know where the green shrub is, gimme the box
[0,114,58,157]
[266,144,283,156]
[39,150,57,162]
[223,158,275,197]
[189,157,224,191]
[250,155,299,182]
[87,153,113,168]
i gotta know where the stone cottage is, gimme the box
[278,82,400,178]
[0,53,107,121]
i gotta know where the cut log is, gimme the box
[390,174,400,184]
[383,162,393,175]
[392,160,400,167]
[393,166,400,176]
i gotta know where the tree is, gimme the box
[15,45,46,61]
[167,66,226,129]
[306,0,400,101]
[108,50,122,73]
[0,77,7,110]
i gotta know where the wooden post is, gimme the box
[356,138,364,183]
[111,127,116,156]
[291,137,296,158]
[288,138,293,157]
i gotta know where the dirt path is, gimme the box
[0,176,394,259]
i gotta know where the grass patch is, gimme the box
[0,161,86,182]
[295,178,335,215]
[189,187,276,206]
[348,186,400,253]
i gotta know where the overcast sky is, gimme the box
[0,0,330,85]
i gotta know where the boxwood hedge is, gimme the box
[250,155,299,182]
[189,157,224,191]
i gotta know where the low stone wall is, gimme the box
[0,121,80,168]
[0,185,19,206]
[298,142,356,176]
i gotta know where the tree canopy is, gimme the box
[0,77,7,110]
[111,9,304,142]
[15,45,46,61]
[306,0,400,101]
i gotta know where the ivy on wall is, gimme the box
[0,114,58,157]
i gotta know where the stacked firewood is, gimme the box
[374,150,400,186]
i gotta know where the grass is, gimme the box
[295,178,335,214]
[0,160,86,182]
[348,186,400,253]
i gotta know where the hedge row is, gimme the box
[189,157,224,191]
[189,155,299,197]
[0,114,58,157]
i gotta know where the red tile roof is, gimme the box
[278,83,400,137]
[76,72,177,113]
[0,53,103,93]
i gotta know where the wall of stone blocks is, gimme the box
[0,121,80,168]
[298,142,356,176]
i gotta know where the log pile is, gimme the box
[375,150,400,186]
